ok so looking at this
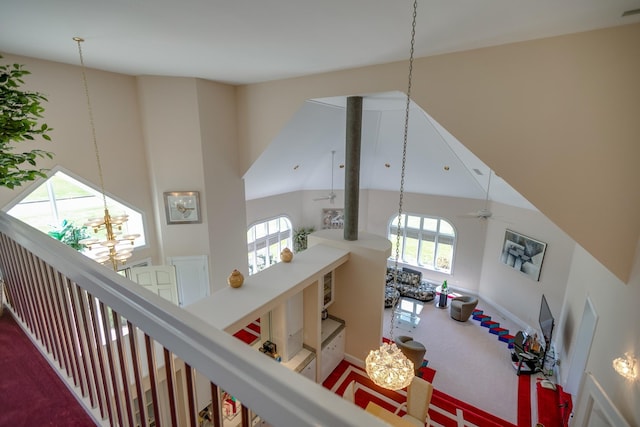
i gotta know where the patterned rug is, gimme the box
[323,359,518,427]
[232,318,261,345]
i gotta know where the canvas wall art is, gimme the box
[500,229,547,281]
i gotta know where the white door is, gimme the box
[130,266,179,305]
[565,297,598,395]
[167,255,210,306]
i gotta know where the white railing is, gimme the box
[0,212,385,427]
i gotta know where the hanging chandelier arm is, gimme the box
[390,0,418,340]
[75,37,108,211]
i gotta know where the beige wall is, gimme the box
[196,79,248,289]
[137,76,209,264]
[237,24,640,284]
[0,54,158,264]
[560,241,640,424]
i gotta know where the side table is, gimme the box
[435,286,449,309]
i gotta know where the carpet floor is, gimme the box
[0,312,96,427]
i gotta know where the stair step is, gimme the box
[481,320,499,328]
[472,309,483,316]
[490,327,509,336]
[474,314,491,322]
[499,334,515,343]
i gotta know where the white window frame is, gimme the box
[247,215,293,276]
[4,166,148,254]
[388,213,456,274]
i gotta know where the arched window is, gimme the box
[247,216,293,275]
[6,169,147,256]
[388,213,456,274]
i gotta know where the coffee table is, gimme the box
[394,297,424,328]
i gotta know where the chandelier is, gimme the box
[73,37,139,271]
[613,352,637,381]
[365,0,418,391]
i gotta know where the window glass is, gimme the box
[388,213,455,274]
[247,216,293,275]
[7,170,147,254]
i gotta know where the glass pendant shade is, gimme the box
[613,353,637,380]
[365,342,414,390]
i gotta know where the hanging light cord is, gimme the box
[390,0,418,340]
[75,37,108,211]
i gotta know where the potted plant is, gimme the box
[0,55,54,189]
[293,226,315,252]
[48,219,90,251]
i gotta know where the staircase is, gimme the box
[472,309,515,349]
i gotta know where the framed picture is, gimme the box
[321,208,344,229]
[164,191,201,224]
[500,229,546,281]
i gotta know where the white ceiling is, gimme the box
[2,0,639,210]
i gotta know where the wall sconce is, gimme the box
[612,352,637,380]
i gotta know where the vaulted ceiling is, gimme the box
[2,0,638,210]
[243,92,536,210]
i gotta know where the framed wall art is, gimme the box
[500,229,547,281]
[321,208,344,230]
[164,191,201,224]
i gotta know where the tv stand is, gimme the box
[510,331,543,375]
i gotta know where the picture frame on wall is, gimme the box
[164,191,201,224]
[500,229,547,281]
[321,208,344,230]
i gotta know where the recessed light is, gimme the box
[444,165,450,171]
[385,163,391,168]
[339,164,345,169]
[293,165,299,170]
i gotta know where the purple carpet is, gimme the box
[0,312,96,426]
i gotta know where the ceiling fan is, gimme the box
[313,150,337,204]
[464,169,494,220]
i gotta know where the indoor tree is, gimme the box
[0,55,53,189]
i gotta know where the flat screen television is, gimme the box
[538,294,554,363]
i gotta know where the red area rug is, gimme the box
[518,373,532,426]
[232,318,261,345]
[536,379,573,427]
[324,360,518,427]
[0,312,96,426]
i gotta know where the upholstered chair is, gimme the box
[396,376,433,426]
[450,295,479,322]
[342,380,356,403]
[395,335,426,374]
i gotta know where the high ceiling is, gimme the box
[2,0,639,209]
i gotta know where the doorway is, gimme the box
[565,297,598,396]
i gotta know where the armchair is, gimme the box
[395,335,426,374]
[450,295,479,322]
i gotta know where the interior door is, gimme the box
[130,266,179,305]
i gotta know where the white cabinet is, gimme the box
[272,292,303,362]
[320,328,345,383]
[323,271,334,309]
[301,357,317,382]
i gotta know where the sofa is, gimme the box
[384,267,436,307]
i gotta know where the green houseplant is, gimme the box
[0,55,54,189]
[293,226,315,252]
[47,219,90,251]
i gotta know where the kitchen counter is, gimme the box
[282,344,316,373]
[321,315,345,349]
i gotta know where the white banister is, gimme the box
[0,212,387,427]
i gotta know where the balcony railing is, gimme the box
[0,212,385,427]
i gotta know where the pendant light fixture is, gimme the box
[365,0,419,391]
[73,37,139,271]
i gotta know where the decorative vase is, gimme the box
[280,247,293,263]
[227,269,244,288]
